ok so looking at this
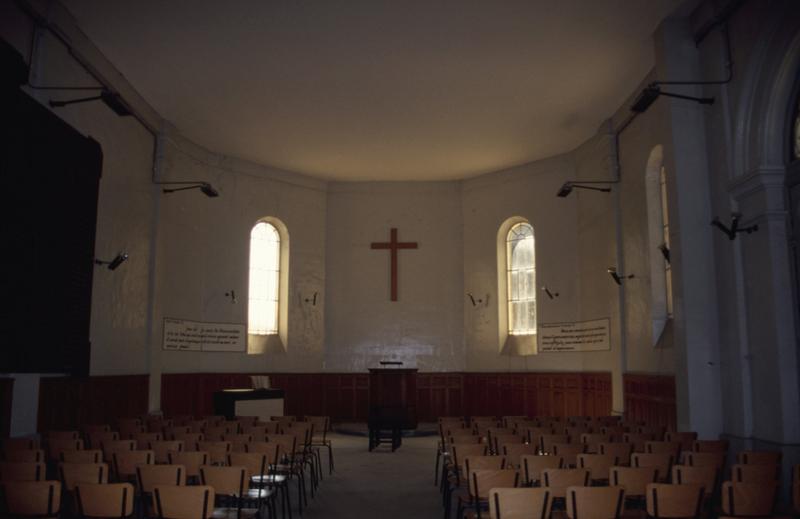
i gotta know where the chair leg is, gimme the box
[435,447,441,486]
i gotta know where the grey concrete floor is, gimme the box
[300,432,442,519]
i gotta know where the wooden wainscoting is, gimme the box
[161,372,612,422]
[37,375,149,432]
[623,373,676,430]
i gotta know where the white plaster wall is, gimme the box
[324,182,465,372]
[154,139,327,374]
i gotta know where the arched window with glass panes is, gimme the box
[248,221,281,336]
[506,222,537,336]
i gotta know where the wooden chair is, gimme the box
[683,451,725,470]
[736,451,781,466]
[59,462,108,491]
[172,433,204,450]
[86,431,119,450]
[566,486,625,519]
[168,451,209,482]
[637,426,666,439]
[75,482,135,518]
[118,424,146,440]
[542,468,590,499]
[623,433,655,453]
[540,434,570,454]
[663,432,697,451]
[200,415,226,427]
[305,415,334,475]
[2,449,45,463]
[672,465,719,497]
[489,487,552,519]
[523,426,554,448]
[224,434,254,453]
[135,464,185,494]
[601,426,626,441]
[60,449,102,463]
[197,441,232,465]
[46,430,80,440]
[492,434,522,455]
[0,461,45,481]
[720,481,777,517]
[2,438,39,451]
[132,432,162,446]
[599,443,633,466]
[112,450,154,482]
[645,483,704,519]
[45,438,83,462]
[153,485,214,519]
[645,441,682,458]
[501,444,537,469]
[521,454,564,486]
[204,426,233,441]
[148,440,183,464]
[233,450,288,519]
[245,442,281,466]
[2,480,61,517]
[731,463,780,483]
[460,469,519,519]
[164,426,192,439]
[692,439,728,453]
[188,420,208,433]
[464,455,506,474]
[581,434,612,454]
[578,454,617,484]
[554,443,587,468]
[199,465,254,518]
[631,453,674,483]
[609,466,658,501]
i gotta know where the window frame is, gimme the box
[247,217,289,354]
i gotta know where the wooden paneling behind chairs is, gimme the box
[566,486,625,519]
[153,485,214,519]
[75,482,135,518]
[720,481,777,518]
[489,487,552,519]
[645,483,704,519]
[2,480,61,518]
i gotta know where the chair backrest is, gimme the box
[692,440,728,453]
[59,462,109,490]
[148,440,184,463]
[542,468,590,498]
[188,420,208,433]
[60,449,103,464]
[136,464,186,492]
[663,432,697,451]
[502,444,538,468]
[2,448,45,463]
[601,426,626,440]
[153,485,214,519]
[541,434,570,454]
[493,434,523,453]
[720,481,777,517]
[242,426,268,439]
[623,433,655,453]
[46,438,84,461]
[523,426,554,447]
[448,433,480,445]
[645,483,704,519]
[133,432,163,445]
[266,434,297,461]
[581,434,612,453]
[578,454,617,481]
[200,464,249,496]
[672,465,718,496]
[599,443,633,464]
[452,444,489,474]
[469,469,519,500]
[731,463,780,483]
[87,431,119,449]
[245,441,281,465]
[464,455,506,474]
[305,416,330,441]
[553,443,587,467]
[47,430,80,440]
[521,454,564,485]
[196,441,231,465]
[167,451,209,478]
[631,453,674,482]
[164,426,192,439]
[3,480,61,516]
[75,482,135,518]
[736,451,781,466]
[489,487,551,519]
[566,486,625,519]
[113,450,154,479]
[609,466,658,497]
[0,461,45,481]
[684,452,725,469]
[645,441,682,458]
[228,452,268,479]
[637,426,666,439]
[223,434,253,452]
[2,437,40,451]
[173,433,204,449]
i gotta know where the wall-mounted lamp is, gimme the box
[631,84,715,114]
[157,181,219,197]
[467,293,489,307]
[542,286,559,299]
[711,213,758,240]
[224,290,237,304]
[658,243,671,263]
[608,267,634,286]
[303,292,318,306]
[557,181,617,198]
[49,89,132,116]
[94,252,128,270]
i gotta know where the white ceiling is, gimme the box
[63,0,683,181]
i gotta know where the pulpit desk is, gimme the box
[212,388,285,421]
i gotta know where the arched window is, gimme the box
[646,145,672,345]
[248,222,280,335]
[506,222,537,335]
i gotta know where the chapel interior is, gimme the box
[1,0,800,517]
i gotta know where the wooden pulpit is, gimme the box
[368,368,418,429]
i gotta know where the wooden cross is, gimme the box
[370,228,418,301]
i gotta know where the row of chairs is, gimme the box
[436,415,800,518]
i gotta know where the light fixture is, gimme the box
[631,84,715,114]
[48,89,132,116]
[607,267,634,286]
[557,181,616,197]
[711,213,758,240]
[94,252,128,270]
[542,286,559,299]
[658,243,671,263]
[157,181,219,198]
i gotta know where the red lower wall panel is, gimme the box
[161,372,612,422]
[37,375,149,432]
[623,373,676,430]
